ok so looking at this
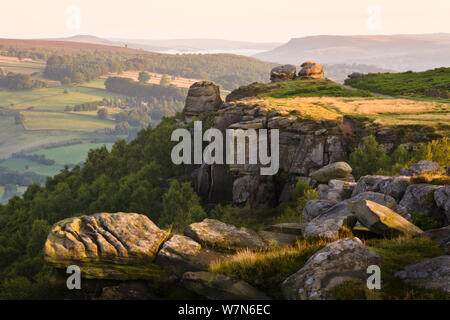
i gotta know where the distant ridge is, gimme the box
[253,33,450,71]
[0,38,158,55]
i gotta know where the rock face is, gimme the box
[270,64,297,82]
[399,160,441,176]
[298,61,324,79]
[399,184,442,215]
[352,175,411,201]
[155,235,227,276]
[44,212,170,279]
[303,191,406,239]
[434,187,450,222]
[281,238,381,300]
[395,256,450,293]
[303,200,337,221]
[349,200,423,237]
[184,81,223,117]
[184,219,267,250]
[181,272,270,300]
[309,162,352,183]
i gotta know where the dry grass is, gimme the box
[102,71,201,89]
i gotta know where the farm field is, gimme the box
[0,56,46,74]
[27,143,114,166]
[21,111,116,131]
[0,116,93,159]
[0,79,127,111]
[0,158,64,176]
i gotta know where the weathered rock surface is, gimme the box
[423,225,450,254]
[270,64,297,82]
[44,212,169,279]
[298,61,324,79]
[303,200,337,221]
[184,81,223,117]
[349,200,423,237]
[395,256,450,292]
[352,175,411,201]
[184,219,267,250]
[399,160,441,176]
[99,282,155,300]
[318,179,356,202]
[303,192,407,239]
[399,184,442,215]
[310,161,352,183]
[181,272,270,300]
[347,72,364,80]
[434,186,450,222]
[282,237,381,299]
[155,235,227,276]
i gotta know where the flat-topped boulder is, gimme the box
[309,161,352,183]
[349,200,423,237]
[184,219,267,250]
[184,81,223,117]
[298,61,324,79]
[399,160,441,176]
[270,64,297,82]
[44,212,170,279]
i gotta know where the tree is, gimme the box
[158,180,206,231]
[97,108,109,120]
[159,74,171,87]
[138,71,150,83]
[349,135,391,179]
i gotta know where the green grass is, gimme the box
[345,67,450,101]
[210,238,330,299]
[27,143,113,165]
[22,111,115,131]
[360,237,448,300]
[0,79,127,111]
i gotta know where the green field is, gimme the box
[27,143,114,165]
[22,111,116,131]
[0,79,127,111]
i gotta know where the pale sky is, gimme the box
[1,0,449,42]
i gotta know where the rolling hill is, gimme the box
[254,33,450,71]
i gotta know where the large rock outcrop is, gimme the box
[184,81,223,117]
[184,219,267,250]
[44,212,170,279]
[270,64,297,82]
[281,238,381,300]
[298,61,324,79]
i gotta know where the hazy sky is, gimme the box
[1,0,449,42]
